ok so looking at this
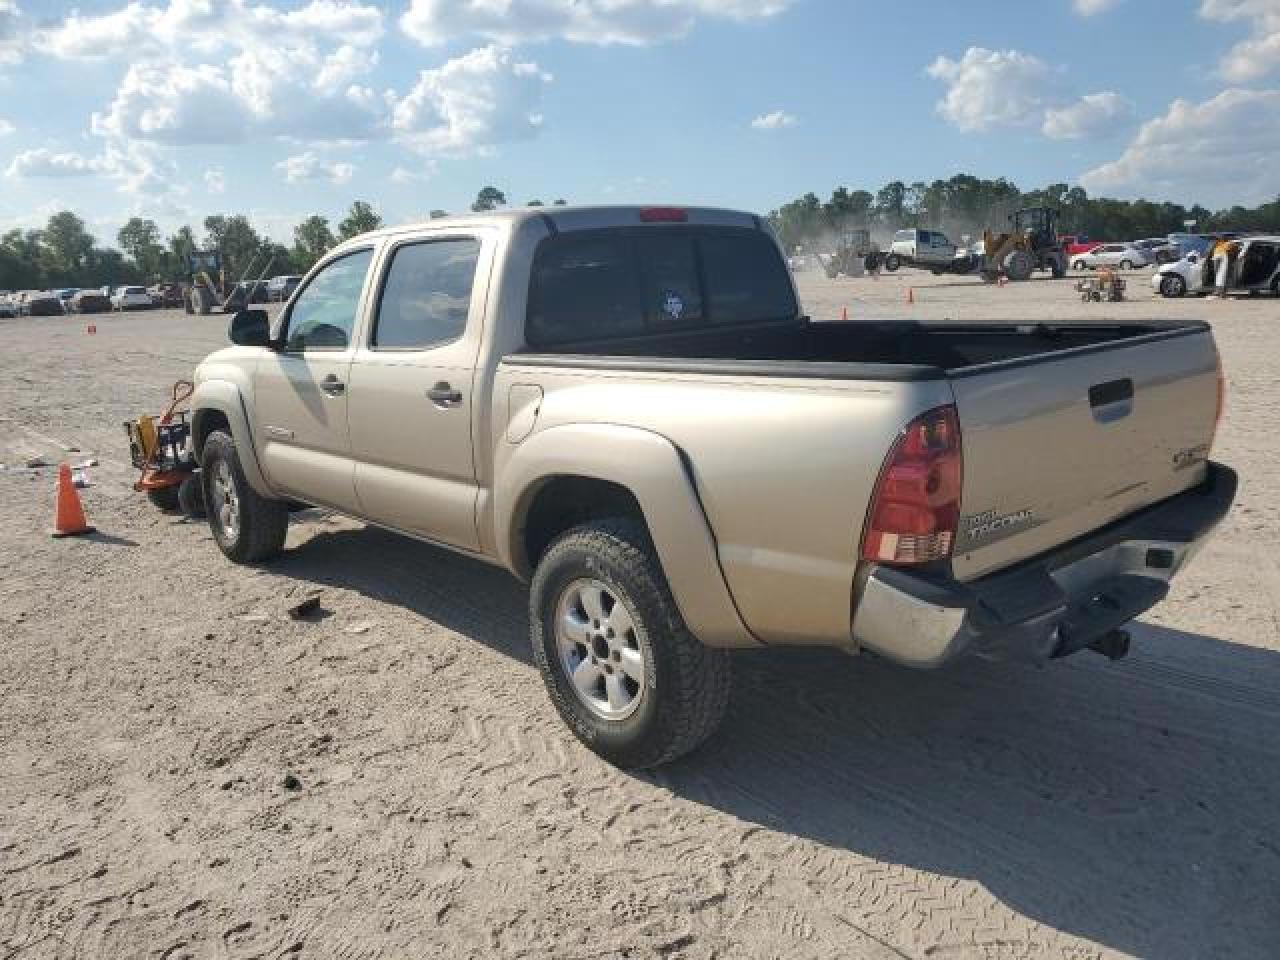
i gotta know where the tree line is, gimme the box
[768,175,1280,252]
[0,187,565,291]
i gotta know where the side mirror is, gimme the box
[228,308,273,348]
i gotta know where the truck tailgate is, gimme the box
[949,326,1219,581]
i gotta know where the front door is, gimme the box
[254,247,375,510]
[348,235,487,551]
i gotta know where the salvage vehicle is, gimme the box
[112,286,153,311]
[885,229,956,272]
[1072,243,1153,271]
[190,205,1236,768]
[979,206,1068,281]
[70,290,112,313]
[23,291,65,317]
[1152,236,1280,298]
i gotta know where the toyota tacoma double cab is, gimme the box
[190,205,1235,768]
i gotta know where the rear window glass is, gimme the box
[526,226,796,347]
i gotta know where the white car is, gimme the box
[1071,243,1153,271]
[111,286,152,311]
[1152,236,1280,298]
[886,229,957,270]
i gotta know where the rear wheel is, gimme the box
[883,254,901,272]
[200,430,288,563]
[530,519,731,769]
[1160,274,1187,298]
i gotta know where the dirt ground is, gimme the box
[2,269,1278,960]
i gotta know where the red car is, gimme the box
[1060,235,1105,259]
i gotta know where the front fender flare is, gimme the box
[497,423,759,649]
[191,380,273,498]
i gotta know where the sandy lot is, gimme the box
[2,270,1278,960]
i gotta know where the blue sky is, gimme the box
[2,0,1278,246]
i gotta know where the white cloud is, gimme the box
[751,110,797,130]
[400,0,793,47]
[275,151,355,184]
[1200,0,1280,81]
[0,0,24,67]
[1042,91,1133,139]
[392,45,551,155]
[1073,0,1124,14]
[390,164,432,184]
[0,117,13,136]
[6,148,100,178]
[1081,88,1280,206]
[926,47,1053,132]
[204,166,225,194]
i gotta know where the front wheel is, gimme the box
[530,520,731,769]
[200,430,288,563]
[1160,274,1187,298]
[1073,260,1086,271]
[1120,260,1133,271]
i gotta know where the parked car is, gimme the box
[24,291,66,316]
[266,275,302,302]
[70,290,113,313]
[0,295,15,319]
[112,286,153,310]
[1060,235,1103,259]
[885,228,957,272]
[189,204,1235,768]
[1071,243,1153,270]
[1152,236,1280,298]
[148,283,183,307]
[236,280,269,304]
[55,288,80,306]
[1133,238,1179,264]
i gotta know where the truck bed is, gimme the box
[512,318,1206,378]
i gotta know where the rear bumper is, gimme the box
[851,462,1237,668]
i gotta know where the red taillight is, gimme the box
[861,405,963,566]
[639,207,688,222]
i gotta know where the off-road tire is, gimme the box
[1003,249,1034,282]
[883,254,901,272]
[192,286,212,315]
[1161,274,1187,298]
[200,429,288,564]
[177,472,206,519]
[146,485,181,511]
[530,519,731,769]
[1073,259,1087,271]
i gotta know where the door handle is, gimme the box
[320,374,345,396]
[427,382,463,408]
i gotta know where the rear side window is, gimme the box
[526,226,796,347]
[374,238,481,349]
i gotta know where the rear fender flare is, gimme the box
[497,423,759,648]
[191,380,273,498]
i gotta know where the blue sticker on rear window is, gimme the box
[661,290,684,320]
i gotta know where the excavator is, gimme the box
[979,206,1067,283]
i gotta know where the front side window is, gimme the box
[284,248,373,351]
[373,239,481,349]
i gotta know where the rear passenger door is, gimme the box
[347,232,491,551]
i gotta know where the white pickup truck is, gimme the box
[884,228,959,273]
[191,205,1235,768]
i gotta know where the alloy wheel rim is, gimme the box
[212,460,240,542]
[554,578,647,721]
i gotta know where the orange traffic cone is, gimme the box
[906,287,915,305]
[52,463,95,538]
[841,305,848,321]
[87,323,96,334]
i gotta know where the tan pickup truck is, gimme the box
[190,205,1236,768]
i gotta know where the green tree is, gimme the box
[471,186,507,212]
[42,211,95,280]
[292,215,335,270]
[526,199,544,207]
[553,199,567,206]
[0,229,45,289]
[338,200,382,240]
[118,217,164,280]
[429,209,449,219]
